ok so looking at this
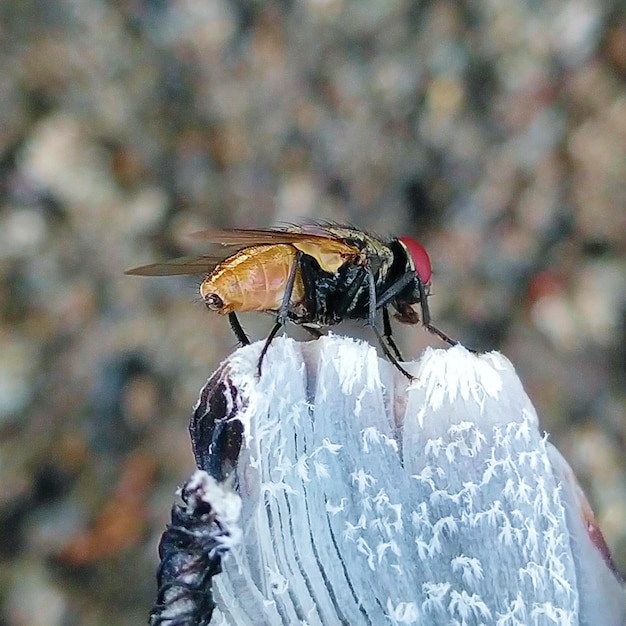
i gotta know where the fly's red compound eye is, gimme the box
[398,236,432,283]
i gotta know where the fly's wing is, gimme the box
[127,226,367,277]
[189,227,362,274]
[125,255,226,276]
[188,226,352,247]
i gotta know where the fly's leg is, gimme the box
[382,306,404,361]
[330,269,367,319]
[256,321,283,377]
[366,268,414,380]
[375,271,415,309]
[257,250,302,377]
[228,312,250,346]
[425,323,459,346]
[372,324,414,380]
[416,279,459,347]
[298,255,318,323]
[380,272,464,349]
[329,266,413,377]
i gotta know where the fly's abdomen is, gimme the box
[200,244,304,313]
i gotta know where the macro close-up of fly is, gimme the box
[4,3,626,625]
[126,224,460,379]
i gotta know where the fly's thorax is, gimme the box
[322,226,388,255]
[296,226,393,275]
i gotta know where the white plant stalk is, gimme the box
[191,336,625,626]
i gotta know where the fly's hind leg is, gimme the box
[228,312,250,346]
[257,250,303,377]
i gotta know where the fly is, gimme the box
[126,224,460,379]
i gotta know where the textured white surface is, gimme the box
[182,470,242,548]
[209,336,625,626]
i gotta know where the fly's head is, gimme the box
[397,236,432,285]
[392,236,433,326]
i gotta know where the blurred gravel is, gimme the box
[0,1,624,624]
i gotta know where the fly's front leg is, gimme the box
[365,267,414,380]
[257,250,303,377]
[375,271,415,309]
[416,278,459,348]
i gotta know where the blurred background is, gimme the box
[0,1,624,624]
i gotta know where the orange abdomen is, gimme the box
[200,244,305,313]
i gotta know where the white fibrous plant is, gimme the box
[196,336,625,626]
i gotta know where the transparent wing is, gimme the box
[125,255,226,276]
[126,226,364,277]
[188,227,360,253]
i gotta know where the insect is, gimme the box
[126,224,459,379]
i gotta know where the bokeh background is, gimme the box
[0,1,624,624]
